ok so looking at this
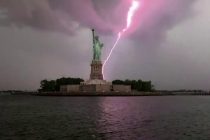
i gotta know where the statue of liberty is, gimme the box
[92,29,103,61]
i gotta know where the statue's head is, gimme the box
[95,36,99,41]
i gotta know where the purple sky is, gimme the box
[0,0,210,90]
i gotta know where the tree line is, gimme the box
[39,77,84,92]
[39,77,154,92]
[112,79,154,91]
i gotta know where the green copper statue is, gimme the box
[92,29,103,61]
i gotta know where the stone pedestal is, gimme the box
[90,60,103,80]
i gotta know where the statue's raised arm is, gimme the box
[92,29,96,45]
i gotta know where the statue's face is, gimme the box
[95,36,99,40]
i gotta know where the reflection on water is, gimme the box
[97,98,148,139]
[0,95,210,139]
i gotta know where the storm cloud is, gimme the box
[0,0,195,44]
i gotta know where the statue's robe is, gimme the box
[93,40,103,61]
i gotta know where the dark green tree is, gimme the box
[112,79,154,92]
[112,80,124,85]
[40,80,56,92]
[39,77,84,92]
[55,77,84,91]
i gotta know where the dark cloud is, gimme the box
[0,0,65,31]
[0,0,195,41]
[0,0,115,34]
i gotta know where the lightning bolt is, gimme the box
[102,0,141,78]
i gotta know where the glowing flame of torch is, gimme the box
[102,0,140,78]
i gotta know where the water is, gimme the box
[0,95,210,140]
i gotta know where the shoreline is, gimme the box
[1,91,210,96]
[34,91,210,96]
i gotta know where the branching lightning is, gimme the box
[102,0,141,78]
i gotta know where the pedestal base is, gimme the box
[90,60,103,80]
